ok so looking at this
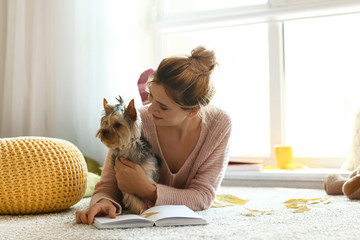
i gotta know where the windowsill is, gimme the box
[221,168,351,189]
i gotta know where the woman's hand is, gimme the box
[114,157,157,202]
[75,199,117,225]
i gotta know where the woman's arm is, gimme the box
[113,157,157,202]
[90,150,123,214]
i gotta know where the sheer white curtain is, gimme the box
[0,0,155,164]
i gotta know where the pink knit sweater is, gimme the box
[90,105,232,212]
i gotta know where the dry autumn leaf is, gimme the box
[212,194,249,208]
[141,212,159,218]
[283,197,331,213]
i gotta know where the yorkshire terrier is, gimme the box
[96,96,161,214]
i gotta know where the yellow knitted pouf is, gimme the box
[0,137,88,214]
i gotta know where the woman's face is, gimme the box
[147,83,190,126]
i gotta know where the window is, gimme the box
[284,13,360,159]
[154,0,360,168]
[163,0,267,15]
[162,24,270,157]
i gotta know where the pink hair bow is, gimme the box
[137,68,154,105]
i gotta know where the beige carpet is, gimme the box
[1,186,359,240]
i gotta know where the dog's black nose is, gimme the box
[102,130,109,137]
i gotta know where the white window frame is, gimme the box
[152,0,360,168]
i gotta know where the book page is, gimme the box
[93,205,207,228]
[140,205,207,226]
[94,214,153,229]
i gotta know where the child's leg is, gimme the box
[342,167,360,199]
[324,174,347,195]
[343,176,360,199]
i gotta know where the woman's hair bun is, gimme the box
[189,46,217,75]
[151,45,217,111]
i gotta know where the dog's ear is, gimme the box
[125,99,137,121]
[103,98,113,114]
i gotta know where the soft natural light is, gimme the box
[163,0,267,15]
[162,24,270,157]
[284,13,360,157]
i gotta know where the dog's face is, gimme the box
[96,97,141,150]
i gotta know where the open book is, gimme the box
[93,205,208,229]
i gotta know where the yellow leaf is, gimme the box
[243,207,276,216]
[211,200,228,208]
[244,207,260,213]
[141,212,159,218]
[308,198,322,201]
[283,198,309,204]
[284,197,330,205]
[216,194,249,205]
[284,203,299,209]
[293,206,310,213]
[283,197,331,213]
[283,199,296,204]
[283,198,307,204]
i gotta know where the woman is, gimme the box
[76,46,232,225]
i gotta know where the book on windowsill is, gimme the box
[226,163,263,172]
[229,156,264,164]
[93,205,208,229]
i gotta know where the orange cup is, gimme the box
[274,146,293,169]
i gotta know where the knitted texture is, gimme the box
[0,137,88,214]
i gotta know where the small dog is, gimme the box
[96,96,161,214]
